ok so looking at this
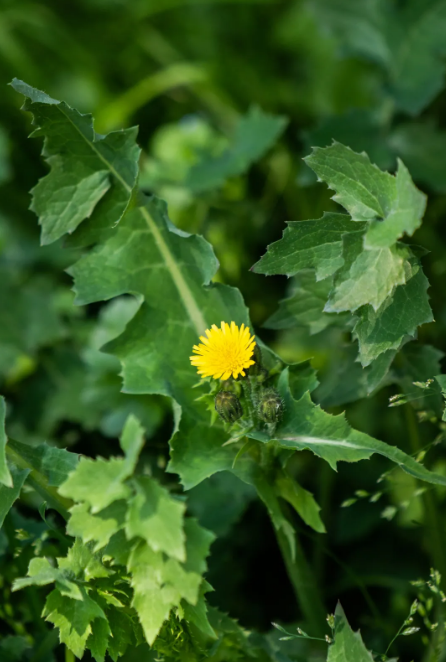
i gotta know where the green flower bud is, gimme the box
[247,344,263,376]
[258,388,283,424]
[215,390,243,423]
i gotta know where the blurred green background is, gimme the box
[3,1,446,660]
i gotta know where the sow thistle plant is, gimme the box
[190,321,283,433]
[3,77,446,662]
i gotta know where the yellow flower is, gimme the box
[190,321,256,380]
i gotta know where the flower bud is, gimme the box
[215,391,243,423]
[258,389,283,424]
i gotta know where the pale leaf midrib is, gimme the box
[141,206,207,337]
[55,102,207,337]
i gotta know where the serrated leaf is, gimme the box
[0,397,12,488]
[43,587,107,659]
[58,538,110,581]
[125,475,186,561]
[86,618,111,662]
[181,582,216,641]
[11,78,140,245]
[128,517,213,645]
[305,144,426,246]
[67,501,127,552]
[251,368,446,486]
[327,603,374,662]
[353,263,433,366]
[253,212,360,280]
[326,234,409,313]
[185,106,287,193]
[0,466,29,529]
[59,414,144,513]
[12,557,82,600]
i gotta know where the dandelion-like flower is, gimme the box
[190,321,256,380]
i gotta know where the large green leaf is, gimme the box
[10,78,140,245]
[248,368,446,486]
[185,106,287,193]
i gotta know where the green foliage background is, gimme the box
[3,1,446,661]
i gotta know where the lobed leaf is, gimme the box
[327,603,374,661]
[59,414,144,512]
[10,78,140,246]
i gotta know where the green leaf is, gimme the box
[6,438,78,487]
[59,414,144,512]
[43,587,107,659]
[253,368,446,486]
[353,263,433,366]
[327,603,374,662]
[86,618,111,662]
[125,475,186,561]
[12,557,82,600]
[275,471,326,534]
[11,78,140,245]
[305,144,426,246]
[185,106,287,193]
[326,234,409,313]
[0,466,29,529]
[264,271,348,334]
[253,212,360,280]
[0,397,12,488]
[67,501,127,552]
[241,467,297,560]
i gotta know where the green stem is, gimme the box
[5,443,72,521]
[274,509,326,636]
